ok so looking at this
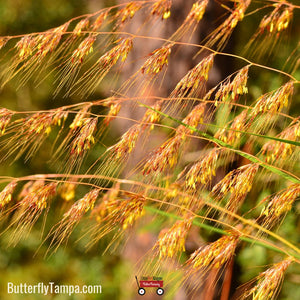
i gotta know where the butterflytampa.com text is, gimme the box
[7,282,102,296]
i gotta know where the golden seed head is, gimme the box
[16,36,35,59]
[73,18,89,36]
[141,43,173,75]
[243,257,293,300]
[24,113,55,136]
[178,103,206,135]
[186,0,209,22]
[36,23,69,57]
[18,180,43,200]
[173,54,214,98]
[51,108,68,126]
[215,66,249,105]
[21,182,57,210]
[143,134,183,175]
[0,181,17,209]
[103,101,122,126]
[69,106,90,130]
[259,4,293,34]
[204,0,250,50]
[151,0,172,20]
[187,233,239,270]
[250,81,294,120]
[223,0,250,30]
[98,38,133,67]
[70,117,97,156]
[95,191,145,230]
[0,108,13,135]
[155,216,193,259]
[260,184,300,227]
[141,101,163,129]
[186,148,220,189]
[215,110,248,145]
[262,119,300,163]
[92,11,109,31]
[64,188,100,221]
[212,163,259,213]
[116,2,142,24]
[120,195,145,230]
[72,36,96,64]
[113,124,141,159]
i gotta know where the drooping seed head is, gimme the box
[103,100,122,126]
[214,110,248,145]
[16,36,35,59]
[24,113,54,136]
[73,18,90,36]
[98,37,133,67]
[46,188,100,253]
[250,81,294,120]
[70,117,97,156]
[51,108,68,126]
[119,194,145,230]
[143,134,183,175]
[92,11,109,31]
[177,103,206,135]
[115,2,142,24]
[63,188,100,221]
[95,191,145,230]
[9,182,56,246]
[275,6,293,32]
[141,101,163,130]
[151,0,172,19]
[212,163,259,213]
[172,54,214,98]
[112,124,141,159]
[262,119,300,163]
[185,148,220,189]
[0,181,17,209]
[36,23,69,57]
[0,108,13,135]
[18,180,45,200]
[186,0,209,23]
[141,43,173,75]
[260,184,300,228]
[69,105,91,130]
[20,182,57,210]
[242,257,293,300]
[186,233,240,271]
[71,36,96,64]
[206,0,250,50]
[215,66,249,104]
[259,4,293,34]
[155,216,193,259]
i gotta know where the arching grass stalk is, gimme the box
[141,103,300,184]
[144,206,300,262]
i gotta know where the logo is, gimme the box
[135,276,164,296]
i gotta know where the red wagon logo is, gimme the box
[135,276,164,296]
